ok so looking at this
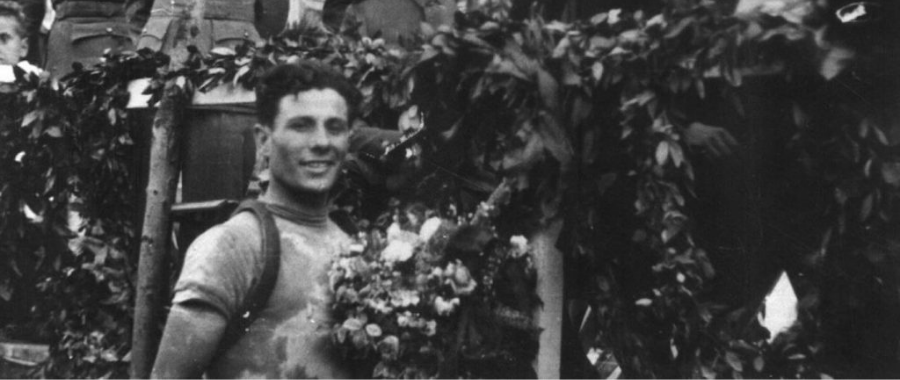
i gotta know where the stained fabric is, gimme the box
[172,206,354,378]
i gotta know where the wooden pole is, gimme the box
[130,79,186,378]
[532,219,564,378]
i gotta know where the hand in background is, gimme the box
[684,121,739,157]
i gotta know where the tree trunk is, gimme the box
[532,220,564,378]
[130,80,186,379]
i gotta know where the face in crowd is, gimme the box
[266,88,350,194]
[255,62,361,197]
[0,15,26,65]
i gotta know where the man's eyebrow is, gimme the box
[285,115,315,124]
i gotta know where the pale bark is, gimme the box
[131,81,186,379]
[532,220,564,378]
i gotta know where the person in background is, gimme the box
[0,0,43,85]
[338,0,454,45]
[42,0,139,78]
[10,0,45,65]
[0,1,29,65]
[133,0,260,54]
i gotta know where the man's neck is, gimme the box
[261,180,330,218]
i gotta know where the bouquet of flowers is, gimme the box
[329,182,540,378]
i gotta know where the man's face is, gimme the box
[0,16,26,65]
[263,88,350,195]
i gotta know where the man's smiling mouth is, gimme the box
[299,160,335,169]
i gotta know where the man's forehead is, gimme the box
[276,88,350,119]
[0,15,20,29]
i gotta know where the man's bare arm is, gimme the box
[151,303,228,379]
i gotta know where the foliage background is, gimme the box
[0,0,898,378]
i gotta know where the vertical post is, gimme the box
[285,0,324,30]
[130,80,186,379]
[532,220,564,378]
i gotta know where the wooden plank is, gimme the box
[127,79,256,109]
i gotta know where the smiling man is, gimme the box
[151,62,362,379]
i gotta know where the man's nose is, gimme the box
[309,124,330,148]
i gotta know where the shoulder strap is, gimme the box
[216,199,281,352]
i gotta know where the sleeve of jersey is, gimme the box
[171,218,264,320]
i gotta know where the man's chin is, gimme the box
[292,178,339,195]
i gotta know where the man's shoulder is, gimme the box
[186,211,263,258]
[173,208,269,320]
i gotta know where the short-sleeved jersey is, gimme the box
[171,204,352,378]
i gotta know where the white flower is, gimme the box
[434,296,460,316]
[367,298,394,314]
[381,239,415,262]
[386,222,402,241]
[383,225,421,263]
[390,290,420,307]
[424,320,437,336]
[441,260,477,295]
[397,311,413,327]
[419,217,443,242]
[510,235,529,256]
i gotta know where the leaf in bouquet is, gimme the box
[373,361,401,378]
[351,329,370,349]
[343,318,365,331]
[377,335,400,360]
[366,324,383,337]
[446,225,494,259]
[424,320,437,336]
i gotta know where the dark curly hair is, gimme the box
[255,60,362,127]
[0,0,26,37]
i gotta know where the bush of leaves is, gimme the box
[1,0,898,377]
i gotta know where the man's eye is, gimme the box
[0,33,11,43]
[327,121,348,133]
[289,120,314,130]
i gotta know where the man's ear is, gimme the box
[254,123,272,156]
